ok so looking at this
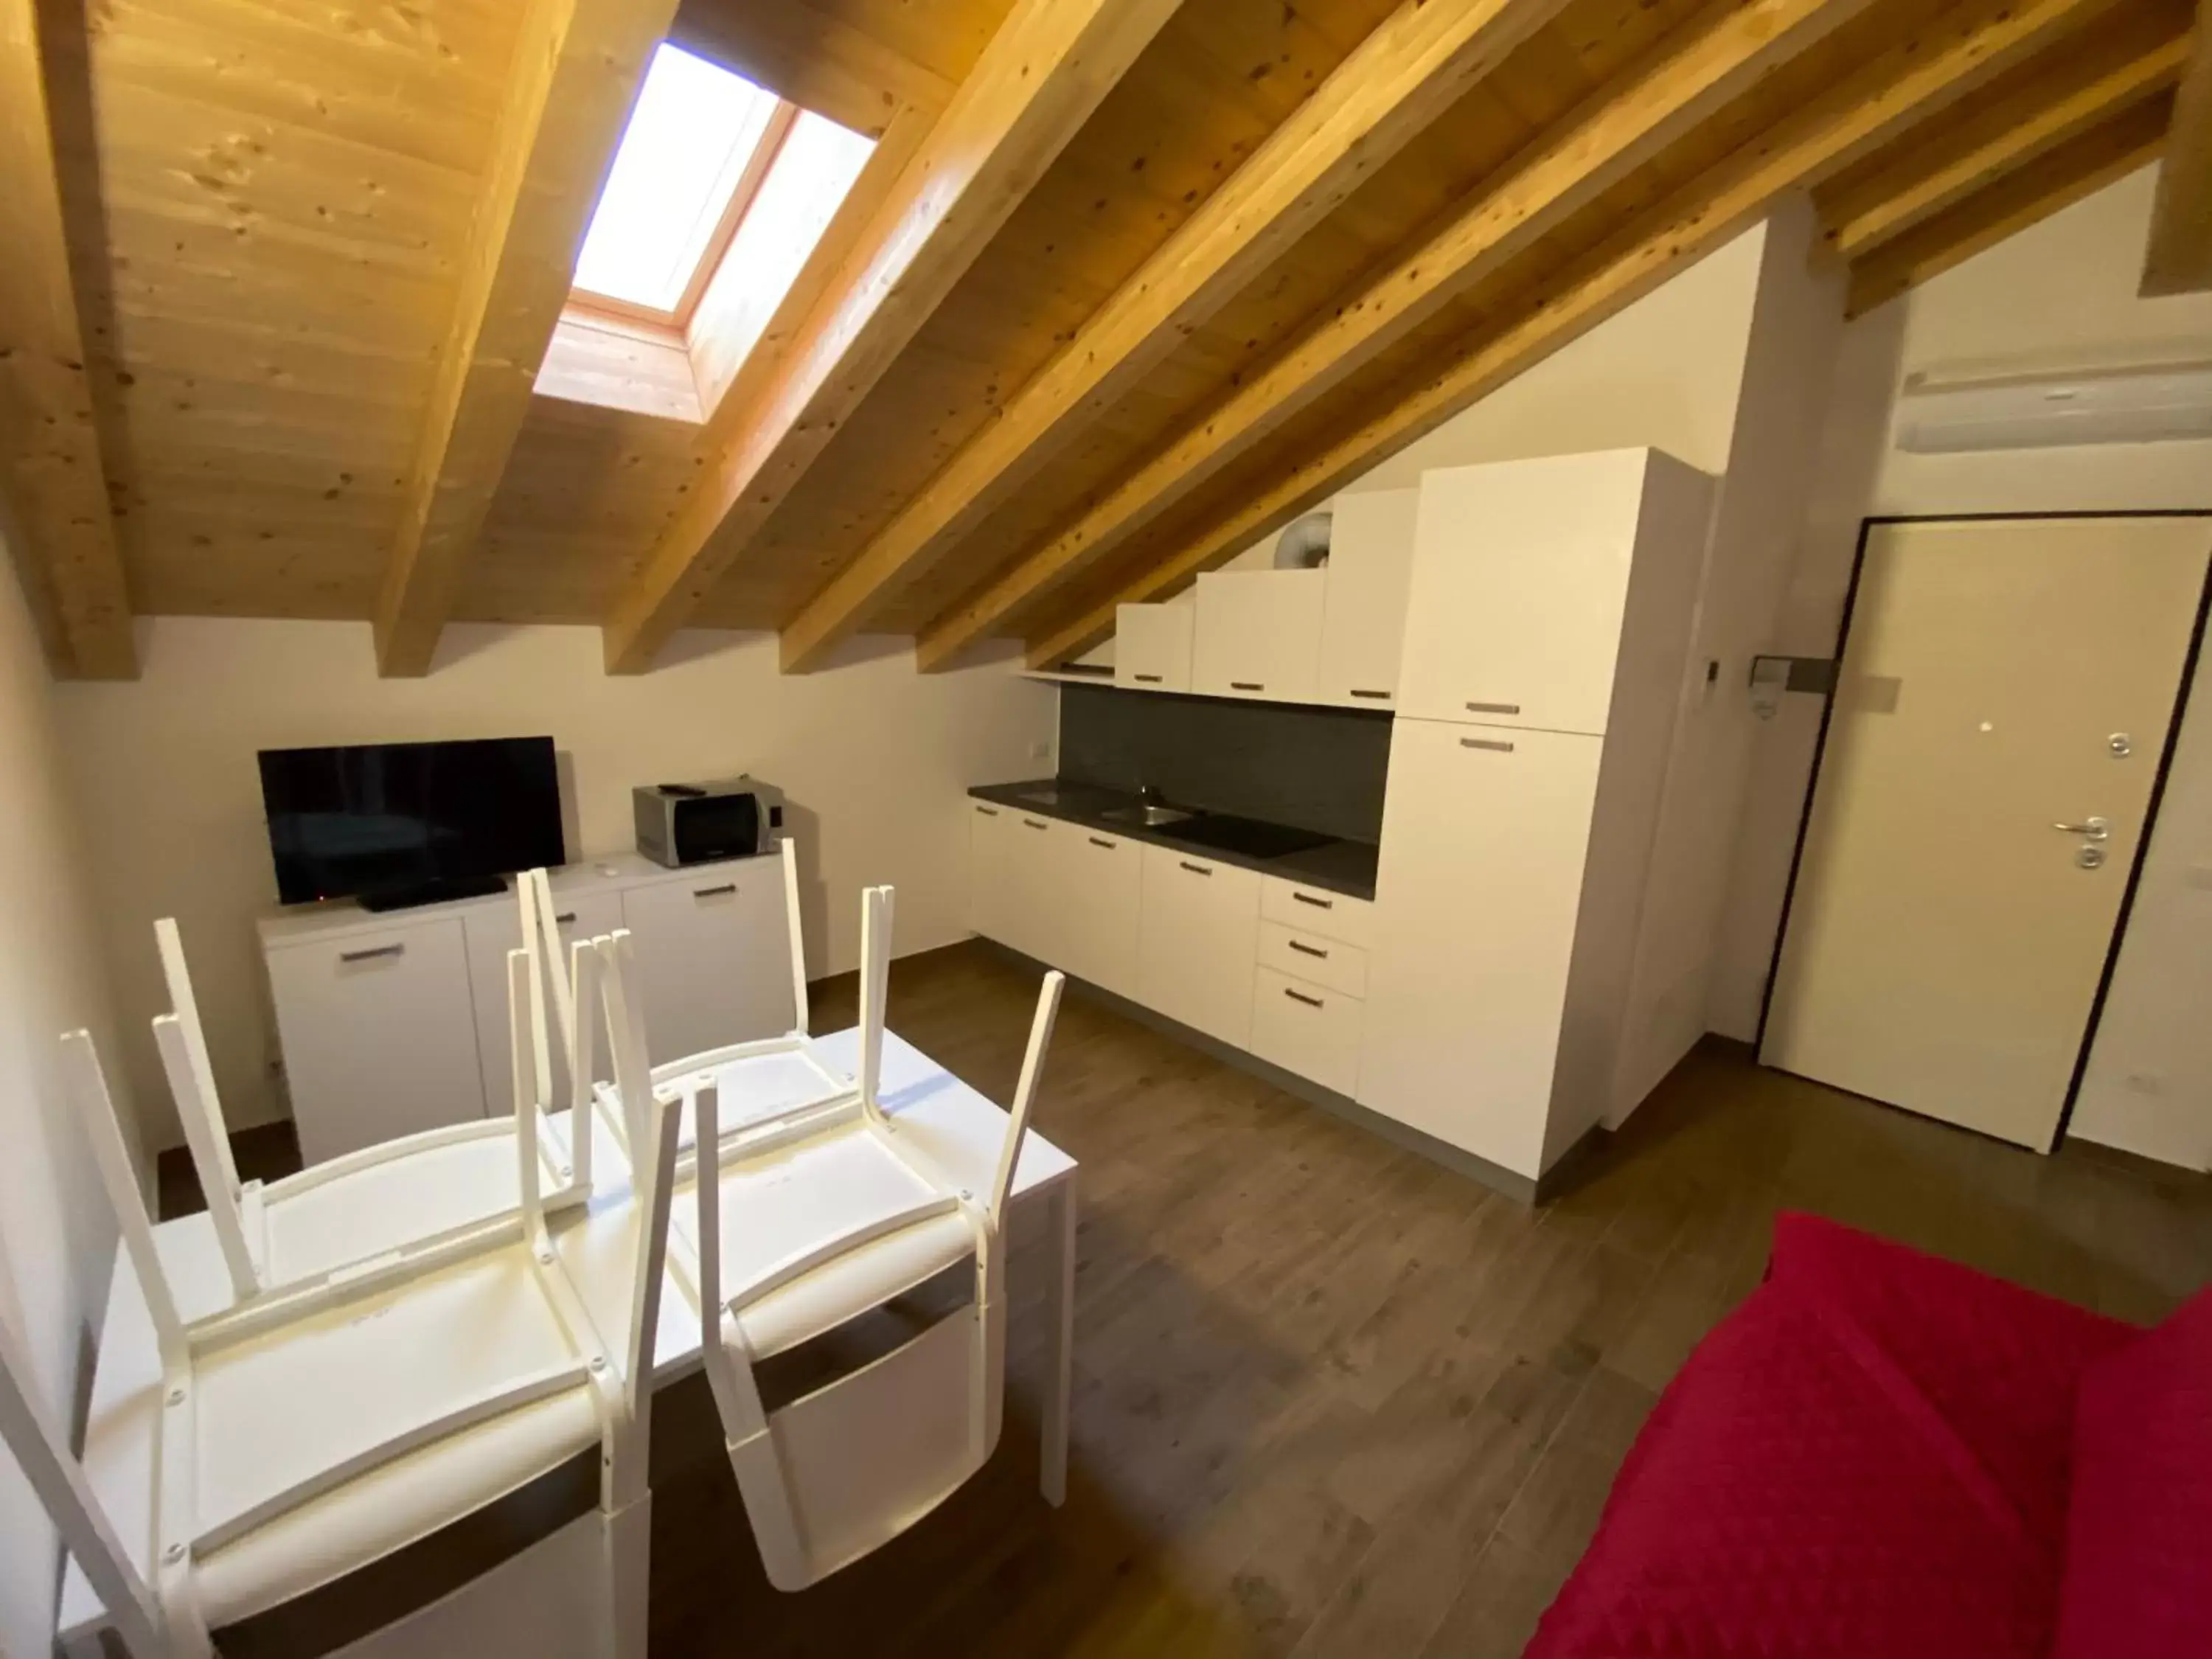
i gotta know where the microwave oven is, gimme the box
[633,776,786,868]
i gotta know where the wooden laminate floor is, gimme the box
[163,939,2212,1658]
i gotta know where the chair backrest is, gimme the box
[152,919,260,1301]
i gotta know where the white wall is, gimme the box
[1712,162,2212,1169]
[51,622,1057,1147]
[0,537,135,1659]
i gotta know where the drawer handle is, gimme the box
[1230,681,1265,692]
[554,911,577,925]
[338,944,404,964]
[1465,700,1520,714]
[1023,818,1049,831]
[693,883,737,898]
[1287,939,1329,959]
[1133,672,1164,684]
[975,805,1000,817]
[1178,860,1212,877]
[1284,987,1326,1009]
[1087,836,1115,849]
[1349,688,1391,700]
[1290,891,1332,910]
[1461,737,1515,753]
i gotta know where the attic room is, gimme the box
[3,0,2210,1653]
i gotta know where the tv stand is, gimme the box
[358,874,509,913]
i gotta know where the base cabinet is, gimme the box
[1136,847,1260,1047]
[262,850,794,1164]
[267,919,487,1165]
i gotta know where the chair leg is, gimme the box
[600,1492,652,1659]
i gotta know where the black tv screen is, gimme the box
[257,737,565,906]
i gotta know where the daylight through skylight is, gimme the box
[573,44,780,315]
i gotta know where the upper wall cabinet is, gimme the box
[1192,568,1324,703]
[1115,602,1194,692]
[1316,489,1419,709]
[1396,450,1714,737]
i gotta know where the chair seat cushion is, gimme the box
[1525,1214,2134,1659]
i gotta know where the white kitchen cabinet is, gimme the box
[1317,489,1419,709]
[1257,920,1368,1000]
[1360,720,1605,1178]
[1192,569,1325,703]
[462,888,625,1119]
[619,864,798,1066]
[266,915,490,1164]
[1114,602,1194,692]
[1396,449,1713,737]
[1135,845,1261,1047]
[1062,826,1142,999]
[969,800,1019,950]
[1250,966,1363,1097]
[1260,875,1374,950]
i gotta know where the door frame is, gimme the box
[1754,509,2212,1152]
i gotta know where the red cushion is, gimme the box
[1525,1214,2134,1659]
[2053,1286,2212,1659]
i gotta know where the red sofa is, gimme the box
[1526,1213,2211,1659]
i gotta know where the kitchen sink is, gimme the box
[1103,802,1195,827]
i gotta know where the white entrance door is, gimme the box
[1762,515,2210,1149]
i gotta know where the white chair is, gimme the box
[152,886,597,1323]
[684,883,1065,1589]
[577,836,852,1180]
[18,931,681,1658]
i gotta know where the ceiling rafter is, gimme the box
[373,0,678,678]
[2140,0,2212,292]
[773,0,1579,673]
[0,0,135,678]
[1022,0,2127,669]
[1851,94,2172,313]
[1820,18,2189,262]
[598,0,1187,675]
[912,0,1891,672]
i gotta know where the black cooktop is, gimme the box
[1162,813,1332,860]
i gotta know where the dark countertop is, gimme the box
[969,779,1380,900]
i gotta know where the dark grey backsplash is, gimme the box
[1058,684,1391,844]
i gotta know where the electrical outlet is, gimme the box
[1029,740,1051,761]
[2187,863,2212,891]
[2124,1071,2166,1097]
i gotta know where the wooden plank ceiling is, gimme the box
[4,0,2196,678]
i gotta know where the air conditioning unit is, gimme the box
[1895,359,2212,453]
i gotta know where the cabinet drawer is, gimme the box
[1256,921,1367,999]
[1259,877,1373,949]
[268,917,487,1164]
[1251,967,1363,1096]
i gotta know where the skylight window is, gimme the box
[571,44,872,321]
[547,44,877,422]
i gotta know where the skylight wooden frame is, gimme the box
[568,97,801,333]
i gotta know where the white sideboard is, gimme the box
[260,849,794,1164]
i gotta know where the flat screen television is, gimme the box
[257,737,565,909]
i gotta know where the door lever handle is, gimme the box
[2052,817,2109,840]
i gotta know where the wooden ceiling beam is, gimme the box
[372,0,678,678]
[776,0,1576,674]
[1821,24,2189,262]
[599,0,1183,675]
[914,0,1889,672]
[1852,95,2171,315]
[0,0,135,678]
[1023,0,2124,669]
[2141,0,2212,293]
[670,0,956,138]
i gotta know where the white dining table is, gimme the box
[57,1026,1079,1654]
